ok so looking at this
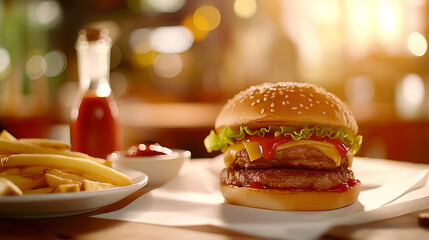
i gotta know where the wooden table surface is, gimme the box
[0,186,428,240]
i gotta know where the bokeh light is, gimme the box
[408,32,427,56]
[44,51,67,77]
[30,0,62,27]
[110,72,129,97]
[129,28,152,54]
[181,14,209,42]
[134,50,158,67]
[0,49,11,78]
[234,0,257,19]
[395,73,425,119]
[153,53,183,78]
[150,26,194,53]
[147,0,186,13]
[344,76,375,103]
[26,54,47,80]
[193,6,221,32]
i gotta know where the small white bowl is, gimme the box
[108,149,191,187]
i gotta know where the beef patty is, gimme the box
[220,167,354,190]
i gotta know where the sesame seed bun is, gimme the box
[215,82,358,136]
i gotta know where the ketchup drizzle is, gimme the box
[243,134,349,160]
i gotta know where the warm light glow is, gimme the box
[44,51,67,77]
[313,0,340,25]
[377,0,402,51]
[408,32,427,56]
[345,76,375,103]
[193,6,221,31]
[147,0,186,13]
[134,50,158,67]
[26,55,47,80]
[181,14,208,42]
[234,0,257,19]
[32,0,62,27]
[395,74,425,119]
[96,79,112,97]
[110,72,129,97]
[153,54,183,78]
[129,28,152,54]
[150,26,194,53]
[0,48,11,77]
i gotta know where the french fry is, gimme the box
[0,139,107,165]
[44,169,84,182]
[0,167,20,175]
[23,187,54,195]
[18,138,71,151]
[0,130,17,141]
[1,154,132,186]
[3,174,46,190]
[0,177,23,196]
[81,173,109,183]
[54,183,80,193]
[0,131,130,196]
[45,173,82,188]
[20,166,47,174]
[82,179,115,191]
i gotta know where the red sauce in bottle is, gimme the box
[70,89,122,158]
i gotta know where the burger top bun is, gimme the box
[215,82,358,136]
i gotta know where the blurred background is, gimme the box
[0,0,428,162]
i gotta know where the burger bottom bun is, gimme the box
[220,181,361,211]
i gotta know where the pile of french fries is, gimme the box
[0,130,132,196]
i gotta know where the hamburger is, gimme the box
[204,82,363,211]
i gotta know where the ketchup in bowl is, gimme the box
[125,144,173,157]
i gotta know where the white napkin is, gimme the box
[94,157,429,240]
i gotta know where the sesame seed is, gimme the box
[251,102,256,106]
[292,107,297,110]
[331,104,334,107]
[322,111,326,115]
[270,109,275,113]
[271,103,274,107]
[286,101,290,104]
[325,101,329,104]
[316,100,320,104]
[300,94,305,97]
[290,90,295,92]
[250,95,254,99]
[285,95,289,98]
[261,108,265,114]
[263,97,267,101]
[282,101,286,105]
[308,98,312,102]
[256,99,260,103]
[310,103,313,107]
[297,111,302,115]
[299,104,303,107]
[279,91,284,95]
[299,89,304,92]
[240,98,245,103]
[305,106,309,110]
[310,93,314,97]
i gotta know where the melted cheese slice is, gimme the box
[224,140,352,168]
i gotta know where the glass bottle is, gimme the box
[70,28,122,158]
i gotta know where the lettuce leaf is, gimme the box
[204,125,363,155]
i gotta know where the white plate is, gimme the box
[0,168,148,218]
